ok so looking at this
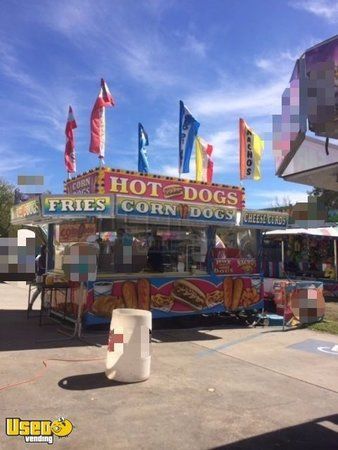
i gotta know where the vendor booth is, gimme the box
[263,227,338,299]
[11,167,289,325]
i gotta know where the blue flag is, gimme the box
[179,100,200,174]
[138,123,149,173]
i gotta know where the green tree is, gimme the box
[309,188,338,209]
[0,178,15,237]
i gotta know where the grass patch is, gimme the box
[308,320,338,335]
[308,301,338,334]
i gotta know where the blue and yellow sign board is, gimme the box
[241,210,288,228]
[115,195,237,225]
[10,198,41,224]
[42,195,113,218]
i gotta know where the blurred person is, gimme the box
[147,236,164,272]
[28,245,47,311]
[324,261,336,279]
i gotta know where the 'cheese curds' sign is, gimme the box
[101,169,245,209]
[42,195,113,217]
[241,210,289,228]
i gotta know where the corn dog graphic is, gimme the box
[177,203,189,219]
[231,279,243,310]
[223,278,233,310]
[122,281,138,309]
[137,278,151,310]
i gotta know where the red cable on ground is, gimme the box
[0,357,105,392]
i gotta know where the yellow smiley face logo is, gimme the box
[51,418,73,437]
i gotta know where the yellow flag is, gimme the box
[195,136,214,182]
[195,136,203,182]
[239,118,264,181]
[253,132,264,180]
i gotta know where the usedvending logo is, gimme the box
[5,417,73,444]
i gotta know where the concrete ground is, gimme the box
[0,282,337,449]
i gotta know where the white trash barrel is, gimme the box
[105,308,152,382]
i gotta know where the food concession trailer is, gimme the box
[11,167,289,325]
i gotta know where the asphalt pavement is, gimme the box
[0,282,337,449]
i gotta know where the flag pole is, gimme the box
[138,122,140,173]
[178,100,181,179]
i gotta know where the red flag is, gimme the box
[64,106,77,173]
[206,144,214,183]
[89,78,115,158]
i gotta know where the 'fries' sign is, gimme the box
[42,195,113,217]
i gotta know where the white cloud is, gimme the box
[254,40,321,75]
[118,38,180,86]
[188,37,326,122]
[0,147,45,175]
[160,164,181,178]
[206,130,238,173]
[0,40,87,156]
[255,58,273,71]
[250,189,309,208]
[188,79,287,119]
[36,1,100,38]
[152,121,177,149]
[254,52,297,74]
[143,0,177,16]
[290,1,338,24]
[160,155,196,179]
[182,35,207,57]
[33,2,183,89]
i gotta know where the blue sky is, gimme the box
[0,0,337,208]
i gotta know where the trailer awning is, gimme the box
[265,227,338,237]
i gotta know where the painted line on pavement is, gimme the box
[197,332,263,357]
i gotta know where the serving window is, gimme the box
[212,228,259,274]
[216,228,258,258]
[52,220,208,276]
[96,223,207,274]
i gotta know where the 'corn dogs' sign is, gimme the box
[116,196,237,224]
[65,171,99,194]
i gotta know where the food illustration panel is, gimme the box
[213,258,257,274]
[85,276,263,320]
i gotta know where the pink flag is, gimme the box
[89,78,115,159]
[195,136,214,183]
[64,106,77,173]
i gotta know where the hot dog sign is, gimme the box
[101,169,245,209]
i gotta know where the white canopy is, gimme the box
[265,227,338,238]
